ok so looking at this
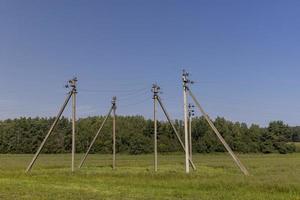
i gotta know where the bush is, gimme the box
[129,134,152,155]
[260,141,275,153]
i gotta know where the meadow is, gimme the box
[0,153,299,200]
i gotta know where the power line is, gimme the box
[118,90,149,100]
[119,97,151,108]
[79,86,148,94]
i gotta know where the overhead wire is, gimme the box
[117,90,150,100]
[79,86,149,94]
[118,96,151,108]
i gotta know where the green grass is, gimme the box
[0,153,300,200]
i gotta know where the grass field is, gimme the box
[0,153,300,200]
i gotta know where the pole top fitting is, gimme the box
[151,84,160,98]
[182,69,189,83]
[182,70,194,89]
[65,77,78,93]
[112,96,117,104]
[112,96,117,109]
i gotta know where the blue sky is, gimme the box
[0,0,300,126]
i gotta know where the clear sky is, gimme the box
[0,0,300,126]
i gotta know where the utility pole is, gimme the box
[26,77,77,173]
[188,104,195,160]
[152,84,160,172]
[183,70,250,176]
[70,78,77,172]
[112,96,117,170]
[78,100,114,169]
[153,84,196,171]
[182,70,190,174]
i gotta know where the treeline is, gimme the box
[0,116,299,154]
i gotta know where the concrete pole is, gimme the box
[183,86,190,174]
[182,70,190,174]
[189,115,192,160]
[156,96,196,170]
[26,91,73,173]
[112,97,116,170]
[154,95,158,172]
[71,89,76,172]
[151,84,159,172]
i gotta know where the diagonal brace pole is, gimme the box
[188,88,249,176]
[156,96,196,170]
[78,106,113,168]
[26,91,73,173]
